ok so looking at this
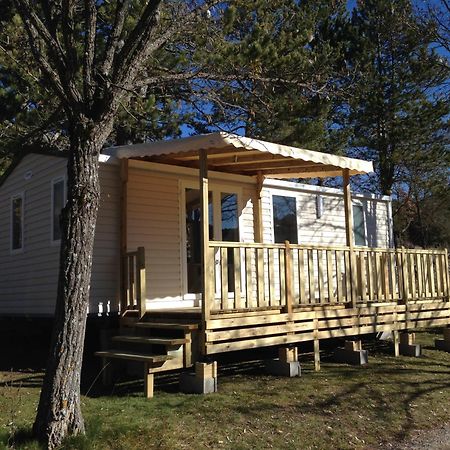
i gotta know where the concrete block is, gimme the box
[399,343,422,357]
[179,372,218,394]
[279,347,298,363]
[195,361,218,379]
[435,339,450,352]
[265,359,301,377]
[443,328,450,341]
[334,348,368,365]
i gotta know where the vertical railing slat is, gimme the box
[317,250,325,305]
[220,247,229,310]
[233,247,242,309]
[256,247,265,308]
[326,250,335,303]
[308,249,315,304]
[245,247,253,309]
[298,249,306,305]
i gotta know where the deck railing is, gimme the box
[207,242,449,315]
[121,246,146,317]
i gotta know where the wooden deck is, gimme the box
[121,243,449,357]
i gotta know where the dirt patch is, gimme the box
[394,425,450,450]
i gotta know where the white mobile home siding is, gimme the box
[125,161,391,307]
[0,154,120,316]
[0,155,391,316]
[262,180,391,248]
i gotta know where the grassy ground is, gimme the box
[1,331,449,450]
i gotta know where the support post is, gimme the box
[136,246,146,318]
[119,159,129,313]
[393,330,400,357]
[144,364,154,399]
[199,149,211,327]
[253,171,264,243]
[343,169,357,307]
[314,318,320,371]
[445,248,450,302]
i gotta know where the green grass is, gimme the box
[1,332,450,449]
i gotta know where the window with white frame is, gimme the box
[52,177,66,242]
[352,204,366,246]
[11,194,24,251]
[272,195,298,244]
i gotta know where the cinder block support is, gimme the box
[179,361,218,394]
[435,328,450,352]
[334,340,368,365]
[399,332,422,357]
[265,347,301,377]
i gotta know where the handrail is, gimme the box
[205,241,449,316]
[121,246,146,317]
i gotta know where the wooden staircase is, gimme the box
[95,309,201,397]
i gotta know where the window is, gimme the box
[272,195,298,244]
[11,194,24,251]
[52,178,66,242]
[353,204,366,246]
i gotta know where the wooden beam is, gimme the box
[136,246,146,319]
[253,172,264,243]
[120,159,128,313]
[217,159,319,172]
[343,169,357,308]
[199,149,211,328]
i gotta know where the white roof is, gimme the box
[105,132,373,179]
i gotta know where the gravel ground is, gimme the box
[393,425,450,450]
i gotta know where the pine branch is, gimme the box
[14,0,82,108]
[99,0,130,77]
[83,0,97,104]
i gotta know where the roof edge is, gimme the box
[0,147,68,189]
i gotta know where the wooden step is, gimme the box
[95,350,175,363]
[135,322,199,331]
[111,335,189,346]
[144,308,202,321]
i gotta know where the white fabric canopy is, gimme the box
[105,132,373,178]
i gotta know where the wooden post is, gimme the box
[445,249,450,302]
[253,171,264,243]
[136,246,146,318]
[314,318,320,371]
[119,159,129,313]
[343,169,357,307]
[144,364,154,399]
[284,240,293,316]
[199,149,211,325]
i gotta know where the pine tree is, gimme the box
[341,0,449,196]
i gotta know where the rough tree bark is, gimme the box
[32,119,114,447]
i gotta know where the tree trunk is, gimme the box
[32,122,106,448]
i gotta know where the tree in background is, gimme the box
[189,0,351,152]
[340,0,448,195]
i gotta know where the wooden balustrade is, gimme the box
[206,242,449,315]
[121,246,146,317]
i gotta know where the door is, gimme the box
[183,184,241,298]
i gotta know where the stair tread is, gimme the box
[111,335,188,345]
[135,322,198,330]
[95,350,175,363]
